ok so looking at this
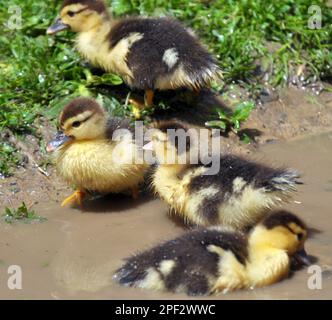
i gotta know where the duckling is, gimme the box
[114,210,311,295]
[143,128,301,229]
[47,0,221,111]
[46,97,149,207]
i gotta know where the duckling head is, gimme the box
[249,210,310,266]
[47,97,107,152]
[47,0,109,34]
[143,129,191,165]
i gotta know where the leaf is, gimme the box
[232,102,255,122]
[205,120,227,130]
[233,119,240,132]
[5,207,12,217]
[216,109,230,120]
[241,133,251,144]
[77,84,91,97]
[87,73,123,86]
[101,73,123,86]
[83,69,94,83]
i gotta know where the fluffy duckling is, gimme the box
[47,97,149,207]
[47,0,221,109]
[143,128,301,229]
[114,210,311,295]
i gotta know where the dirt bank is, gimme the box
[1,86,332,208]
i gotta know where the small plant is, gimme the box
[0,142,21,177]
[2,202,47,224]
[206,101,255,134]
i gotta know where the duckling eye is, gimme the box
[67,11,76,17]
[297,233,304,241]
[72,121,81,128]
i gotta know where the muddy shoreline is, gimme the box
[0,87,332,299]
[1,86,332,208]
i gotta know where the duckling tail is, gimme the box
[268,169,302,192]
[113,262,147,287]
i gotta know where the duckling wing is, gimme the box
[114,228,248,295]
[109,17,220,90]
[182,155,301,227]
[191,154,301,193]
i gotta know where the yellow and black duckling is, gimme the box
[143,128,301,229]
[47,0,221,110]
[46,97,149,207]
[114,210,311,295]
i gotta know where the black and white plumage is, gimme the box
[115,228,247,296]
[108,17,221,91]
[114,210,310,295]
[47,0,222,107]
[145,128,302,229]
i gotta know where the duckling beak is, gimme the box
[46,131,72,153]
[143,141,154,151]
[47,17,69,35]
[294,248,311,267]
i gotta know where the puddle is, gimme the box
[0,133,331,299]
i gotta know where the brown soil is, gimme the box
[244,86,332,144]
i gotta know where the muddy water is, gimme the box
[0,133,331,300]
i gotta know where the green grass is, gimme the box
[111,0,331,85]
[1,202,47,224]
[0,0,331,175]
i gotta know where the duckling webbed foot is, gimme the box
[61,190,86,208]
[144,90,154,107]
[129,90,154,119]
